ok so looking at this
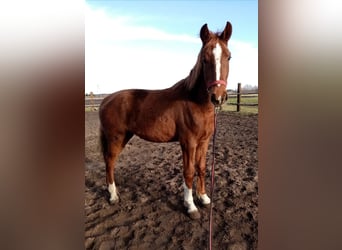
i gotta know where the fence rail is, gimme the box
[85,95,106,110]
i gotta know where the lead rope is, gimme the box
[209,106,219,250]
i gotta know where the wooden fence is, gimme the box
[85,93,108,110]
[227,83,258,112]
[85,83,258,112]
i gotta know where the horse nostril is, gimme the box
[211,94,220,105]
[211,94,216,103]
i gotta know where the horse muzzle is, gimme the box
[207,80,228,106]
[210,93,228,106]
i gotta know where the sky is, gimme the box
[85,0,258,94]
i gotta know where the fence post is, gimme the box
[237,83,241,112]
[90,91,95,111]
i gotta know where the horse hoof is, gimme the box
[202,202,211,209]
[188,211,201,220]
[109,198,119,205]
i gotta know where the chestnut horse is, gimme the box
[99,22,232,219]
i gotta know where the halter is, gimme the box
[206,80,227,90]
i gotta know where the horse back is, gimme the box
[99,88,181,142]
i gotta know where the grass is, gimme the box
[85,106,98,112]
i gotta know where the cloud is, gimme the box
[85,3,258,94]
[229,41,258,90]
[85,5,199,44]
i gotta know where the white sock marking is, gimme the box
[199,193,211,205]
[212,42,222,81]
[108,182,119,202]
[183,182,198,213]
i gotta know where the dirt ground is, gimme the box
[85,111,258,250]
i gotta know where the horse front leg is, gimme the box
[181,142,201,220]
[195,140,211,206]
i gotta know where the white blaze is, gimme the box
[212,42,222,81]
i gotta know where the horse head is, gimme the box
[200,22,232,106]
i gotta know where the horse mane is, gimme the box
[183,49,203,91]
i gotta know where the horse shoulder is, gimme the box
[177,102,214,139]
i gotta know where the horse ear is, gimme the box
[220,21,232,42]
[200,23,211,44]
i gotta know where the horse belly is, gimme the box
[135,116,177,143]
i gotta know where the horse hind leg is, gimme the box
[101,130,133,204]
[106,150,119,204]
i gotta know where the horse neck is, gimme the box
[189,71,212,106]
